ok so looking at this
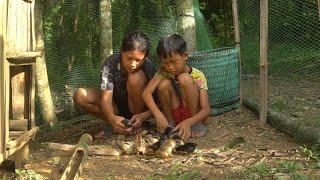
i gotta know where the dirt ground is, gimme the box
[242,76,320,129]
[1,106,320,179]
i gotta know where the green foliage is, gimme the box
[163,163,202,180]
[277,161,303,173]
[15,169,45,180]
[198,0,233,47]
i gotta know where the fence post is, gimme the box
[231,0,242,101]
[318,0,320,21]
[260,0,268,126]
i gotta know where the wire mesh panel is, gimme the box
[40,0,217,121]
[188,48,240,115]
[239,0,320,138]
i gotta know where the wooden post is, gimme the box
[0,0,9,163]
[231,0,242,101]
[259,0,268,126]
[14,144,29,168]
[175,0,197,51]
[100,0,113,62]
[318,0,320,21]
[60,134,92,180]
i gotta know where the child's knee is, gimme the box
[176,73,194,87]
[157,79,171,92]
[127,69,146,87]
[73,88,87,106]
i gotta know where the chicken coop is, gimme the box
[0,0,39,168]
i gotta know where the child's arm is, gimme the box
[142,76,169,133]
[173,89,210,140]
[100,90,132,134]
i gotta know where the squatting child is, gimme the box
[142,34,211,140]
[74,31,156,135]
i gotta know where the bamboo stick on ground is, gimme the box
[60,134,92,180]
[48,142,121,156]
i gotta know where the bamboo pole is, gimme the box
[48,143,121,156]
[259,0,268,126]
[60,134,93,180]
[231,0,242,102]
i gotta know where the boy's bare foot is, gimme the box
[94,130,105,139]
[190,123,207,138]
[191,131,206,138]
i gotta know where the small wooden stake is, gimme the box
[14,144,29,168]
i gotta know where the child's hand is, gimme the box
[173,120,192,141]
[155,113,169,133]
[130,113,145,129]
[110,115,132,134]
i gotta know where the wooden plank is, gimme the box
[31,0,36,51]
[9,131,26,138]
[27,1,31,51]
[30,63,35,128]
[9,119,28,131]
[60,134,93,180]
[6,126,38,149]
[10,66,26,120]
[16,0,23,51]
[6,0,16,51]
[0,1,10,163]
[6,51,41,59]
[0,0,8,163]
[6,134,29,157]
[48,143,121,156]
[259,0,268,126]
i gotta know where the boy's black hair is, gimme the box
[121,30,151,56]
[157,34,187,59]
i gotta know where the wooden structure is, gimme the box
[0,0,39,167]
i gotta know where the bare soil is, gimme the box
[1,105,319,179]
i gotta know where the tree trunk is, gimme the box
[175,0,197,51]
[34,0,58,125]
[100,0,113,62]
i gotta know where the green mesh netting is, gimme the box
[40,0,240,121]
[188,48,240,115]
[239,0,320,134]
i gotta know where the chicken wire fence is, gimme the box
[239,0,320,138]
[39,0,240,122]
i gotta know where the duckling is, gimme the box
[155,139,184,158]
[133,131,147,155]
[118,140,134,155]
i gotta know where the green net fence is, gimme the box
[238,0,320,139]
[39,0,240,122]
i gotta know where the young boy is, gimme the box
[142,34,211,140]
[74,31,156,135]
